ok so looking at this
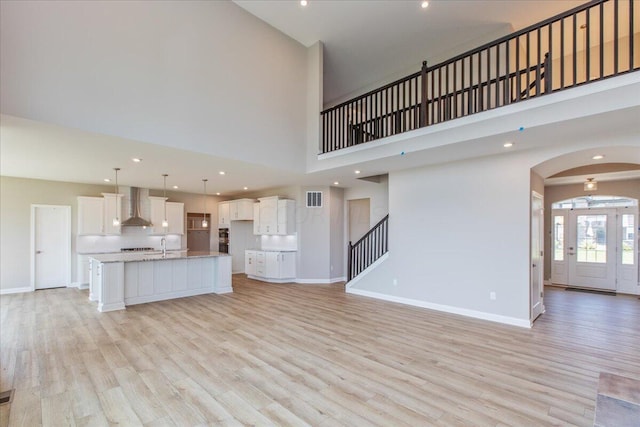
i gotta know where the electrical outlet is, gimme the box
[490,291,496,300]
[392,278,398,286]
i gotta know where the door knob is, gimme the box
[532,264,537,267]
[36,250,43,254]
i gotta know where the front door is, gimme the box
[567,209,617,290]
[32,205,71,289]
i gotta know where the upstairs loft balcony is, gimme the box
[320,0,639,155]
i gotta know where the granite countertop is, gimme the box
[89,251,229,263]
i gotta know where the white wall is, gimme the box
[0,1,308,172]
[350,152,536,326]
[0,177,110,290]
[344,175,389,227]
[330,187,345,281]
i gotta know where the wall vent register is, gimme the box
[306,191,323,208]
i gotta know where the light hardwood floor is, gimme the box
[1,277,639,426]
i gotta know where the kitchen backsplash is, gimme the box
[260,234,298,251]
[77,227,182,253]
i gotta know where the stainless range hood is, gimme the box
[121,187,153,227]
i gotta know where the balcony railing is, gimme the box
[321,0,638,154]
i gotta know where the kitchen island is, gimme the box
[88,251,232,312]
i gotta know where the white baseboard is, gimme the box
[214,286,233,294]
[98,301,126,312]
[346,288,532,328]
[0,286,33,295]
[295,277,346,284]
[78,283,89,290]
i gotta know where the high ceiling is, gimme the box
[2,0,637,195]
[234,0,588,104]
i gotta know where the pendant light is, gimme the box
[584,177,598,191]
[112,168,121,226]
[162,174,169,228]
[202,178,209,228]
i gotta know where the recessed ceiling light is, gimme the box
[103,178,111,182]
[300,0,307,6]
[354,170,361,174]
[333,181,339,185]
[172,185,179,189]
[132,158,142,163]
[219,171,225,175]
[421,1,429,8]
[216,192,221,196]
[592,154,604,160]
[243,187,248,190]
[503,142,514,148]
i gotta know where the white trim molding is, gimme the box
[346,288,532,328]
[0,286,33,295]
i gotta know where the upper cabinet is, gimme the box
[257,197,277,234]
[166,202,185,235]
[78,194,123,236]
[218,199,255,228]
[255,196,295,235]
[102,193,124,235]
[230,199,254,221]
[78,197,105,235]
[149,197,184,235]
[148,196,167,234]
[218,202,230,228]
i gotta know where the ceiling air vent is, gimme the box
[306,191,323,208]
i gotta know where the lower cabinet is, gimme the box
[245,250,257,276]
[245,250,295,282]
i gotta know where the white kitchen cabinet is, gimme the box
[253,203,260,235]
[230,199,254,221]
[255,197,295,235]
[245,250,257,276]
[246,250,296,282]
[277,199,296,235]
[166,202,184,235]
[148,196,167,234]
[218,202,230,228]
[149,198,184,235]
[78,197,104,235]
[102,193,123,235]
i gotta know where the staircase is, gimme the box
[348,214,389,282]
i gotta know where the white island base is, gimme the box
[89,252,232,312]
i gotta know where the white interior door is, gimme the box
[32,205,71,289]
[567,209,616,290]
[531,192,544,320]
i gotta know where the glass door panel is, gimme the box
[576,215,607,263]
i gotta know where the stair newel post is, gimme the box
[543,52,552,94]
[347,241,353,281]
[420,60,428,127]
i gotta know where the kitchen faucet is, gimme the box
[161,237,166,257]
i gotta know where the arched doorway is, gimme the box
[550,196,638,293]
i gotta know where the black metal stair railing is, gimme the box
[321,0,638,154]
[348,214,389,282]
